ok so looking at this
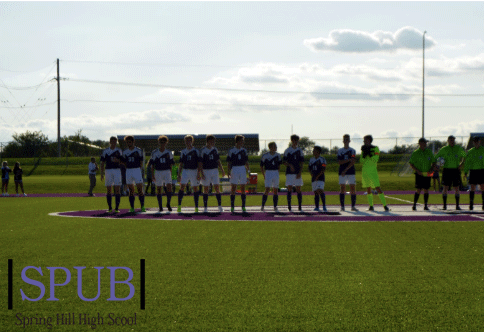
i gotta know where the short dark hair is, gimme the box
[158,135,168,143]
[313,146,322,153]
[235,135,244,143]
[473,136,482,142]
[206,134,215,142]
[109,136,117,141]
[343,134,350,140]
[363,135,373,143]
[124,135,134,142]
[268,142,277,149]
[90,157,96,162]
[290,134,300,142]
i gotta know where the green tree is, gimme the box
[3,130,50,158]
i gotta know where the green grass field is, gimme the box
[1,169,483,331]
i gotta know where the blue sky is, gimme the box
[1,2,484,149]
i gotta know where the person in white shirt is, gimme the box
[88,157,99,196]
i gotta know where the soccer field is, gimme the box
[2,176,484,331]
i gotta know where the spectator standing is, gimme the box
[88,157,98,196]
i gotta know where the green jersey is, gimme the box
[409,148,436,173]
[464,146,484,173]
[435,145,466,169]
[360,145,380,172]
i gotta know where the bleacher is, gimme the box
[117,134,259,155]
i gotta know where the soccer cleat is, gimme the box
[114,209,120,213]
[141,207,146,212]
[107,209,113,213]
[298,206,302,212]
[167,205,172,212]
[230,207,235,213]
[368,206,374,211]
[242,207,247,213]
[424,206,430,211]
[129,208,135,213]
[204,207,209,213]
[158,207,164,212]
[322,207,328,213]
[195,207,199,213]
[177,205,182,213]
[313,207,320,212]
[412,205,417,211]
[287,206,292,212]
[470,204,474,211]
[340,206,345,212]
[16,194,20,197]
[455,206,462,211]
[351,206,359,212]
[274,207,279,212]
[218,206,224,213]
[261,206,265,212]
[384,206,390,212]
[442,206,447,211]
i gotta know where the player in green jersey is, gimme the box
[360,135,389,211]
[408,138,436,211]
[435,135,467,210]
[463,136,484,210]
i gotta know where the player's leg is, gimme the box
[469,184,476,210]
[374,186,389,211]
[127,183,136,212]
[350,183,357,211]
[313,188,321,211]
[178,183,186,212]
[213,184,222,212]
[113,185,121,212]
[295,185,302,211]
[272,187,279,211]
[230,184,237,212]
[15,181,19,195]
[454,170,462,210]
[203,186,210,211]
[165,183,173,212]
[286,185,293,211]
[413,188,422,210]
[136,182,145,211]
[240,184,247,212]
[366,187,374,211]
[261,187,270,211]
[339,182,346,211]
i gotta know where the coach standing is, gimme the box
[435,135,467,210]
[88,157,99,196]
[408,138,436,211]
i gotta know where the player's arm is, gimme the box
[177,161,184,182]
[227,161,232,178]
[100,161,105,181]
[408,162,423,176]
[218,160,225,177]
[260,158,265,178]
[342,157,356,176]
[245,161,250,174]
[297,160,303,179]
[458,148,467,170]
[151,160,156,182]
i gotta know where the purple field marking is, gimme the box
[52,209,483,222]
[4,190,471,198]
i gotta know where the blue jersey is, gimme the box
[309,156,327,182]
[150,149,174,171]
[260,152,282,171]
[337,147,356,175]
[283,146,304,175]
[1,166,11,180]
[122,147,143,169]
[200,146,220,170]
[180,147,200,170]
[100,147,123,169]
[227,147,249,167]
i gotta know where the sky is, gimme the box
[1,1,484,151]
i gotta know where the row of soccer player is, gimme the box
[99,133,484,213]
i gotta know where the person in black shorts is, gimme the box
[464,136,484,210]
[409,138,436,210]
[13,162,27,196]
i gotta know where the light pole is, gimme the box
[422,31,427,138]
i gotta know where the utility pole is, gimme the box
[57,58,61,157]
[422,31,426,138]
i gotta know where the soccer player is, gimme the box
[360,135,390,211]
[177,135,201,213]
[122,136,145,213]
[151,135,174,212]
[435,135,467,210]
[337,134,358,211]
[100,136,123,212]
[88,157,98,197]
[283,135,304,211]
[200,135,225,212]
[408,138,436,211]
[464,136,484,210]
[227,135,250,213]
[1,161,11,196]
[309,146,327,212]
[260,142,282,212]
[13,162,27,196]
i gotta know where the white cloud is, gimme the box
[304,26,436,53]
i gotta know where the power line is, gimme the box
[59,99,484,108]
[0,61,56,74]
[65,78,484,97]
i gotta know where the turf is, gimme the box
[2,177,483,330]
